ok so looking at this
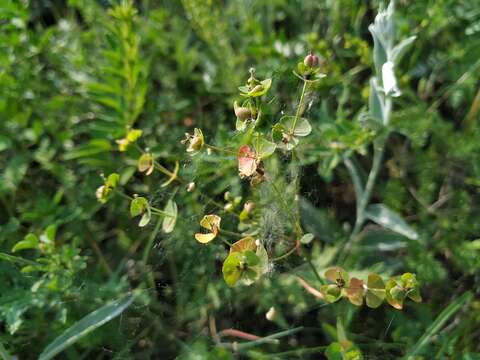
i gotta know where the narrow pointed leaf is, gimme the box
[365,204,418,240]
[405,292,472,358]
[38,296,133,360]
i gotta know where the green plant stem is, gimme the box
[142,217,162,290]
[205,144,236,155]
[115,190,173,217]
[219,236,233,247]
[305,252,325,285]
[350,136,386,240]
[142,217,162,265]
[220,229,244,237]
[291,80,308,132]
[272,244,299,262]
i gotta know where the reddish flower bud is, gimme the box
[304,52,320,68]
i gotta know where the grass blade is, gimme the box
[38,295,133,360]
[0,341,12,360]
[228,327,304,351]
[0,252,40,267]
[404,291,472,358]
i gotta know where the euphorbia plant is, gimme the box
[181,0,421,316]
[95,0,421,314]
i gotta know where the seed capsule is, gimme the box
[186,182,196,192]
[234,106,251,121]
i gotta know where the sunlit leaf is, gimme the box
[366,273,385,308]
[130,197,148,217]
[254,135,276,160]
[162,200,178,233]
[300,233,314,244]
[194,233,216,244]
[105,173,119,189]
[345,277,364,306]
[230,236,256,253]
[161,161,179,187]
[195,214,221,243]
[243,78,272,97]
[138,206,151,227]
[365,203,418,240]
[325,267,349,286]
[385,279,404,310]
[12,234,39,252]
[126,128,142,142]
[138,153,154,176]
[222,252,244,287]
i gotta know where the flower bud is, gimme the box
[244,200,255,213]
[182,128,204,154]
[187,182,196,192]
[265,306,276,321]
[304,52,320,68]
[224,191,231,201]
[96,185,106,201]
[224,203,234,212]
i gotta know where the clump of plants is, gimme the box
[96,2,422,315]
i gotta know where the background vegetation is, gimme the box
[0,0,479,358]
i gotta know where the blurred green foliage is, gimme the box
[0,0,479,358]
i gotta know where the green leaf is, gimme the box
[162,199,178,233]
[320,284,342,303]
[255,244,269,275]
[43,224,57,244]
[292,118,312,137]
[279,116,312,137]
[391,36,416,64]
[12,234,39,252]
[106,173,120,188]
[254,135,276,159]
[244,250,259,267]
[126,129,142,142]
[325,342,343,360]
[365,204,418,240]
[385,279,404,309]
[272,116,311,150]
[325,267,349,285]
[138,207,151,227]
[0,135,12,152]
[369,78,385,124]
[299,198,337,243]
[405,292,472,359]
[366,273,385,308]
[222,252,244,287]
[300,233,314,245]
[38,296,133,360]
[130,197,148,217]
